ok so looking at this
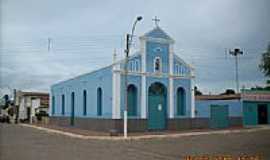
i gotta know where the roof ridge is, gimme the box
[142,26,173,41]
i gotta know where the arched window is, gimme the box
[177,87,186,116]
[134,60,139,72]
[154,57,162,72]
[127,84,137,116]
[83,90,87,116]
[175,64,179,75]
[52,96,55,115]
[61,94,65,115]
[97,87,102,116]
[129,60,139,72]
[131,61,135,71]
[129,61,133,71]
[180,66,184,75]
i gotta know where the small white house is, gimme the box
[16,91,49,123]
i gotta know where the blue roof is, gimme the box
[144,26,173,40]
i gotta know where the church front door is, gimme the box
[148,82,167,130]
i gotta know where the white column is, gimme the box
[169,78,174,118]
[191,78,195,118]
[141,76,146,118]
[112,55,121,119]
[169,44,174,118]
[140,38,147,119]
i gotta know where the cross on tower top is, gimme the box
[152,16,160,27]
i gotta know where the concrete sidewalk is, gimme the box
[20,123,270,140]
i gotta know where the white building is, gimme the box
[16,91,49,123]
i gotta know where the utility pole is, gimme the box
[229,48,243,93]
[124,34,130,138]
[123,16,142,138]
[14,89,18,123]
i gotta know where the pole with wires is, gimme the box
[123,16,142,138]
[124,34,130,138]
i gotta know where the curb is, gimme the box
[19,124,270,141]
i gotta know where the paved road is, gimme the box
[1,124,270,160]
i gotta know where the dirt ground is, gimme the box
[1,123,270,160]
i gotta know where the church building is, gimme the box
[50,23,195,132]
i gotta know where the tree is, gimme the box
[259,43,270,77]
[220,89,236,95]
[194,86,203,96]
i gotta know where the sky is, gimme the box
[0,0,270,96]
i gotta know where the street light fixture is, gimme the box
[124,16,143,138]
[229,48,243,93]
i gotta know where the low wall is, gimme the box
[229,117,243,127]
[49,117,147,132]
[49,116,243,133]
[167,118,210,130]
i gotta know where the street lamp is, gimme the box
[124,16,143,138]
[229,48,243,93]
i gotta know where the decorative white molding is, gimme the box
[114,70,193,79]
[140,39,146,72]
[139,36,175,44]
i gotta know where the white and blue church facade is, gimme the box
[50,26,197,132]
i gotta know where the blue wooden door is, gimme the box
[243,102,257,125]
[210,105,229,129]
[70,92,75,126]
[148,83,167,130]
[128,85,137,116]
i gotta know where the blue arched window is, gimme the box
[127,84,137,116]
[83,90,87,116]
[177,87,186,116]
[52,96,55,115]
[61,94,65,115]
[97,88,102,116]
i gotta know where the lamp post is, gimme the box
[124,16,142,138]
[229,48,243,93]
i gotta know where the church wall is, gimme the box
[146,41,169,73]
[146,77,169,117]
[120,74,141,118]
[50,66,113,118]
[173,78,192,117]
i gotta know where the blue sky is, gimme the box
[0,0,270,95]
